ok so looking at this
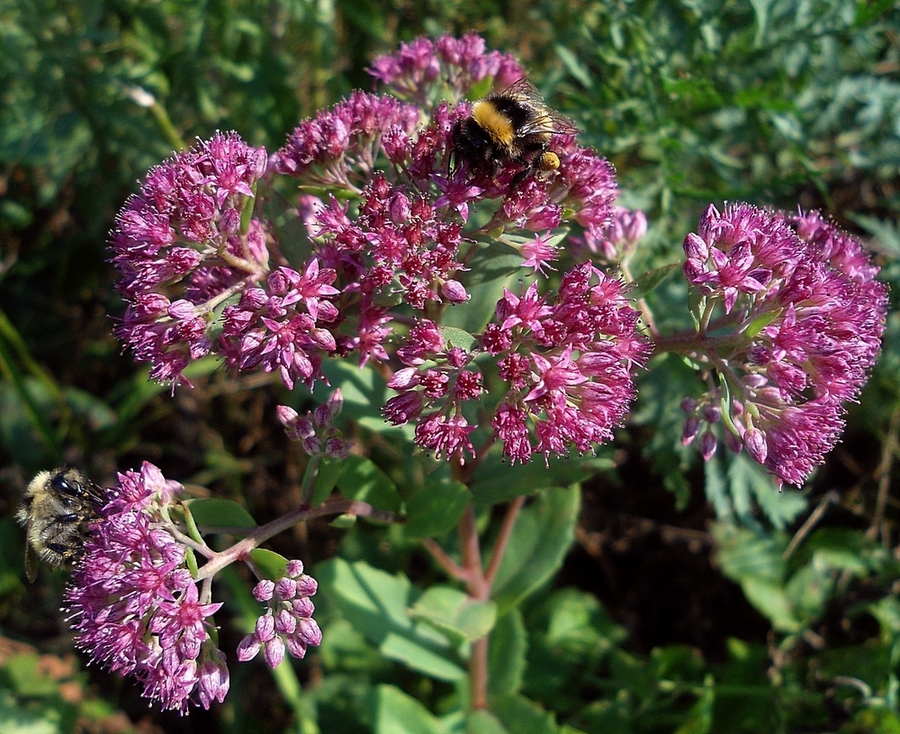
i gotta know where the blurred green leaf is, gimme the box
[487,694,557,734]
[316,558,465,682]
[337,455,402,512]
[405,480,471,539]
[491,487,580,614]
[632,262,680,299]
[365,684,447,734]
[467,709,509,734]
[184,497,257,530]
[308,455,343,508]
[409,586,497,643]
[488,609,527,697]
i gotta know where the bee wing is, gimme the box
[497,79,580,137]
[546,107,580,135]
[24,522,39,582]
[516,107,580,137]
[497,77,544,100]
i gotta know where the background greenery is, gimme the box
[0,0,898,732]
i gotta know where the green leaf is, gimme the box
[742,578,802,633]
[488,694,557,734]
[631,262,680,299]
[555,44,592,89]
[337,455,402,512]
[538,587,626,657]
[308,455,343,508]
[491,487,580,614]
[727,454,808,529]
[438,326,477,352]
[379,633,467,683]
[248,548,290,581]
[409,586,497,642]
[62,385,117,431]
[674,673,715,734]
[744,309,779,339]
[849,708,900,734]
[5,653,58,697]
[471,452,593,506]
[365,685,447,734]
[405,480,471,538]
[865,596,900,636]
[714,523,787,586]
[488,609,527,697]
[714,524,801,632]
[467,710,510,734]
[440,247,523,334]
[803,527,879,576]
[184,497,257,530]
[317,358,412,438]
[316,558,465,682]
[329,514,358,529]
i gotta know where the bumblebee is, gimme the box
[451,78,579,179]
[17,467,107,582]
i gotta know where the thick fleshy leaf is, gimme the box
[316,558,465,682]
[471,454,594,506]
[184,497,257,530]
[337,454,402,512]
[405,481,471,538]
[365,685,447,734]
[487,610,526,697]
[409,586,497,642]
[491,487,580,614]
[249,548,290,581]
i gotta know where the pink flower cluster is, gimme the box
[277,389,354,458]
[573,206,648,263]
[384,264,647,464]
[219,260,341,389]
[111,131,272,385]
[368,33,525,105]
[275,91,420,184]
[237,561,322,669]
[106,33,648,464]
[681,203,888,485]
[64,463,229,714]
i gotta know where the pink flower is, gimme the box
[368,33,524,105]
[64,463,228,714]
[385,265,646,464]
[680,204,888,485]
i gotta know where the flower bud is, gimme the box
[683,232,709,261]
[441,279,469,304]
[220,207,241,235]
[681,416,701,446]
[255,613,275,642]
[744,428,768,464]
[723,429,744,454]
[237,635,261,662]
[253,579,275,602]
[700,431,717,461]
[264,636,286,669]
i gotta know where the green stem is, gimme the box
[651,330,743,358]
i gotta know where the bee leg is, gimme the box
[44,542,82,566]
[48,512,82,526]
